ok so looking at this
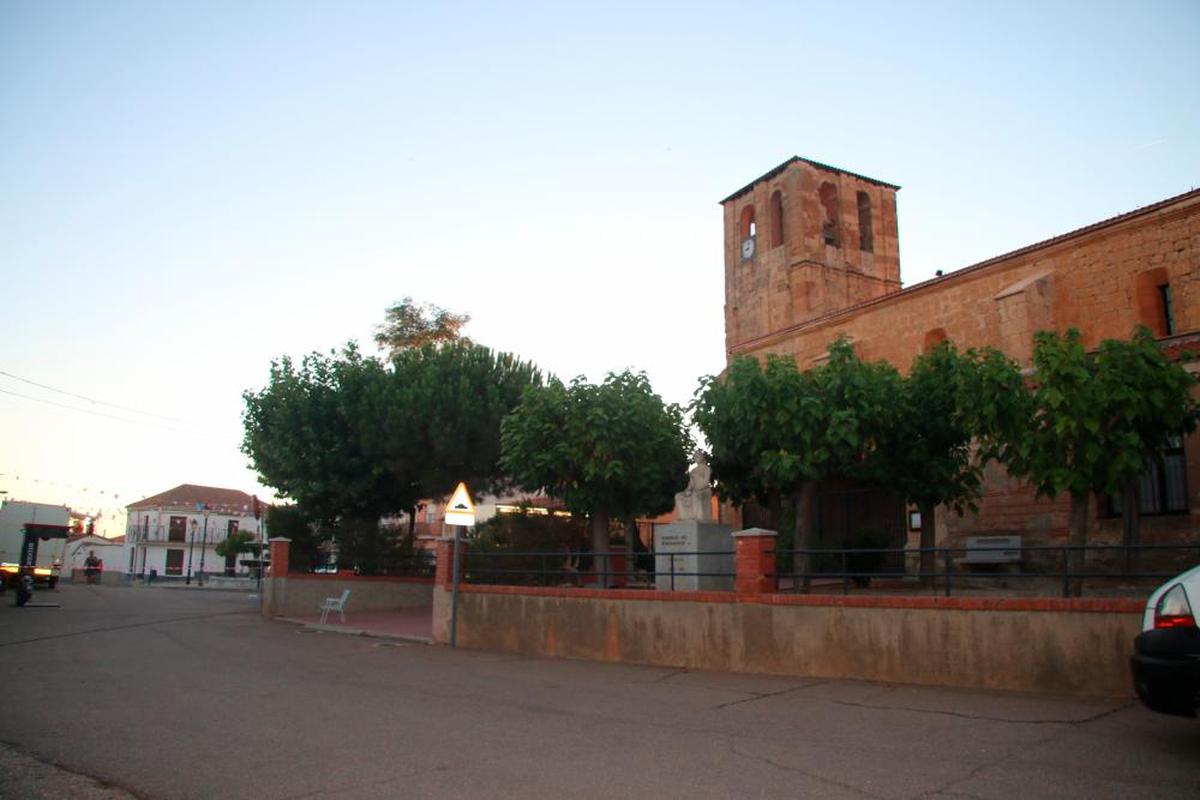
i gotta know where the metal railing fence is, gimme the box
[300,552,436,578]
[775,542,1200,598]
[464,548,736,589]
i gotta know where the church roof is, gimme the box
[720,155,901,204]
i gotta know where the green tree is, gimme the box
[374,296,470,358]
[962,328,1197,593]
[215,530,256,574]
[243,341,541,535]
[500,371,691,586]
[1092,328,1197,557]
[384,342,542,501]
[332,517,404,576]
[693,354,820,575]
[884,342,983,580]
[265,504,326,573]
[242,344,397,522]
[693,339,901,586]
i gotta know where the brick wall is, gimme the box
[732,192,1198,367]
[431,529,1145,697]
[724,178,1200,545]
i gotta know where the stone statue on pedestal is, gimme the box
[675,451,713,522]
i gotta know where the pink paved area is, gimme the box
[283,604,433,641]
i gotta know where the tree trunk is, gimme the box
[407,505,417,548]
[591,510,611,588]
[1121,478,1141,574]
[624,519,644,574]
[793,483,818,593]
[767,490,783,536]
[918,501,937,586]
[1067,491,1090,597]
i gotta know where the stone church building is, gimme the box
[720,155,1199,548]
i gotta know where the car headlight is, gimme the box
[1154,583,1196,629]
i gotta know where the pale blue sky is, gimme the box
[1,1,1197,531]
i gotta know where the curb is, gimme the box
[276,616,433,645]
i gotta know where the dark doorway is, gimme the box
[815,483,906,576]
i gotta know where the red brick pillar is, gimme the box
[435,535,469,590]
[733,528,777,599]
[268,537,291,577]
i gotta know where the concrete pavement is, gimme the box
[0,584,1197,799]
[280,605,433,643]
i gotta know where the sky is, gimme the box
[1,1,1197,536]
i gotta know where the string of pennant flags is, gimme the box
[1,471,268,526]
[0,470,133,521]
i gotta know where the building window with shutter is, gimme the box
[1106,435,1189,516]
[1159,284,1176,335]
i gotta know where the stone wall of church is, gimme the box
[732,191,1198,368]
[724,182,1200,547]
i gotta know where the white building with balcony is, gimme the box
[124,484,268,580]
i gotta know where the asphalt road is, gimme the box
[0,584,1197,799]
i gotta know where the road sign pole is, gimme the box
[449,524,462,649]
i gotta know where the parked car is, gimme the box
[1131,564,1200,717]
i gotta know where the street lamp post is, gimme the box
[185,518,198,585]
[197,505,210,586]
[253,495,263,591]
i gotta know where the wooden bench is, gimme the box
[960,535,1022,567]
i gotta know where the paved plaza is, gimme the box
[0,584,1196,799]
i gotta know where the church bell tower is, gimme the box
[721,157,902,360]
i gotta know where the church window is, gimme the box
[819,182,840,247]
[923,328,948,352]
[1105,436,1189,516]
[857,191,874,252]
[740,205,756,239]
[1135,268,1172,337]
[1159,284,1176,335]
[769,190,784,248]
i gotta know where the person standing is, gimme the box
[84,551,100,585]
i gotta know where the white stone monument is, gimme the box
[674,452,713,522]
[654,453,732,591]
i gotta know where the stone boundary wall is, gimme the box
[260,536,434,618]
[433,585,1142,698]
[429,532,1145,698]
[263,574,433,618]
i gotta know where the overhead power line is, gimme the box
[0,368,181,421]
[0,387,199,435]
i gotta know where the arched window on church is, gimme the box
[1136,267,1174,337]
[769,190,784,248]
[819,182,840,247]
[740,205,756,239]
[923,328,948,352]
[857,191,874,252]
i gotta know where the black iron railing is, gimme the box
[774,542,1200,598]
[464,548,736,589]
[301,552,436,578]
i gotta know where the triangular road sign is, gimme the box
[444,482,476,527]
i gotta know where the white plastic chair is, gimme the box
[318,589,351,624]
